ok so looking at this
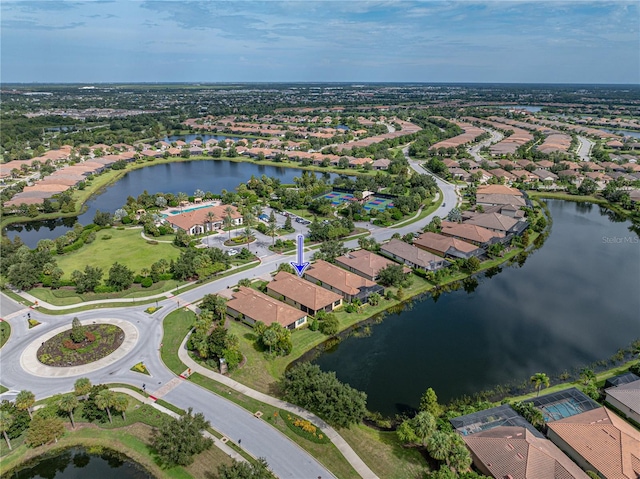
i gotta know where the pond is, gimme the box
[163,133,241,143]
[496,105,543,112]
[599,128,640,139]
[312,200,640,416]
[11,446,152,479]
[4,160,337,248]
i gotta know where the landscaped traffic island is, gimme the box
[37,318,124,367]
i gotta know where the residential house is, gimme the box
[372,158,391,170]
[440,221,505,247]
[303,260,384,302]
[226,287,308,330]
[604,378,640,425]
[463,426,589,479]
[476,193,527,209]
[464,212,528,237]
[266,271,343,316]
[413,232,483,259]
[380,239,450,272]
[547,407,640,479]
[334,249,411,281]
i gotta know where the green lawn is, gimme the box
[189,373,361,479]
[0,321,11,349]
[339,424,430,479]
[55,227,181,279]
[161,308,196,374]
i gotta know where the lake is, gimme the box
[11,447,152,479]
[4,160,336,248]
[497,105,543,112]
[313,200,640,416]
[600,128,640,139]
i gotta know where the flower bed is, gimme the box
[279,410,330,444]
[37,324,124,367]
[131,361,150,375]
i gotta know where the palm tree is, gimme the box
[177,192,188,212]
[74,377,92,398]
[412,411,436,446]
[95,389,115,423]
[113,395,129,421]
[58,394,79,428]
[223,206,235,240]
[530,372,550,397]
[0,410,14,450]
[427,430,452,463]
[205,211,216,232]
[15,390,35,419]
[448,441,472,473]
[243,226,253,252]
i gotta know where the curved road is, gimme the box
[0,149,454,478]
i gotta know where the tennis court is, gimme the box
[363,197,395,211]
[321,191,358,206]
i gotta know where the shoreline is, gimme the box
[1,154,371,232]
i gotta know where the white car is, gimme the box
[227,249,238,256]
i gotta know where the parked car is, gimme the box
[227,249,238,256]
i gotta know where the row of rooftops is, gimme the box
[451,378,640,479]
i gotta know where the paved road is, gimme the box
[576,136,593,161]
[468,127,503,163]
[0,148,453,478]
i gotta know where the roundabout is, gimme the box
[19,318,139,378]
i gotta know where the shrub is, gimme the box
[133,275,144,284]
[141,277,153,288]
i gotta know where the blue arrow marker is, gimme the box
[290,234,310,277]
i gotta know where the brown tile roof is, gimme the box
[268,271,342,311]
[414,232,479,256]
[548,407,640,479]
[464,212,520,233]
[304,260,377,296]
[380,239,446,269]
[335,250,410,278]
[476,193,527,207]
[167,204,241,231]
[227,287,306,328]
[477,184,523,196]
[463,426,589,479]
[441,220,504,244]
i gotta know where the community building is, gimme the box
[165,204,242,235]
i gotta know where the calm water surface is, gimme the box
[313,201,640,415]
[5,160,335,247]
[12,447,152,479]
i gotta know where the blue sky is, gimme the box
[1,1,638,84]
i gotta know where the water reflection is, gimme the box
[313,200,640,415]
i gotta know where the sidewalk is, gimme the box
[177,335,379,479]
[110,387,246,464]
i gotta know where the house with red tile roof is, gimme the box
[380,239,450,272]
[463,426,589,479]
[547,407,640,479]
[266,271,343,316]
[165,204,242,235]
[414,232,483,259]
[303,260,384,302]
[441,220,505,247]
[226,287,308,330]
[334,249,411,281]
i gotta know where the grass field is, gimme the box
[160,308,196,374]
[55,227,181,279]
[0,321,11,349]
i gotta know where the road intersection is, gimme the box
[0,156,460,478]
